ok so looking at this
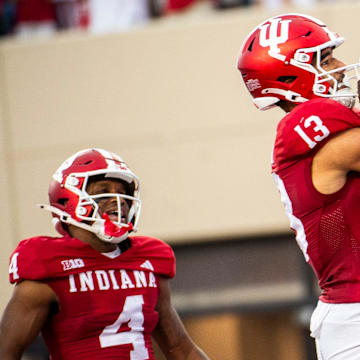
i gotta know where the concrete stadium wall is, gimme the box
[0,2,358,311]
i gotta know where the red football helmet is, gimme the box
[237,13,360,110]
[39,148,141,243]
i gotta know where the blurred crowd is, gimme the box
[0,0,256,39]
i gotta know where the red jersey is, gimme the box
[8,234,175,359]
[272,98,360,303]
[16,0,55,23]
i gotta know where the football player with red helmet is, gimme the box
[238,13,360,360]
[0,148,211,360]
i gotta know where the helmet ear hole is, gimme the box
[58,198,68,206]
[277,76,297,84]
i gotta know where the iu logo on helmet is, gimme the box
[259,18,291,60]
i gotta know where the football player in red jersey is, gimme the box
[237,13,360,360]
[0,148,211,360]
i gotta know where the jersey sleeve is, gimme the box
[273,99,360,172]
[9,237,53,284]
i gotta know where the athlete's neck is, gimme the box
[67,224,118,253]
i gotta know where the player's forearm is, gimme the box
[0,346,23,360]
[0,315,26,360]
[0,353,22,360]
[0,328,27,360]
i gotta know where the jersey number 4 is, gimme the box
[99,294,149,360]
[294,115,330,149]
[9,252,19,280]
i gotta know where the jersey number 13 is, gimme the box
[294,115,330,149]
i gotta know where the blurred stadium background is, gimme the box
[0,0,358,358]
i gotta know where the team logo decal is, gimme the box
[246,79,261,92]
[62,258,85,271]
[259,18,291,60]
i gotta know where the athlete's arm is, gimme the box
[0,280,57,360]
[153,277,210,360]
[312,127,360,194]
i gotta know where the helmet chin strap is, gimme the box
[38,204,133,244]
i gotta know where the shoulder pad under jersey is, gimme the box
[272,99,360,172]
[9,236,65,283]
[129,236,176,278]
